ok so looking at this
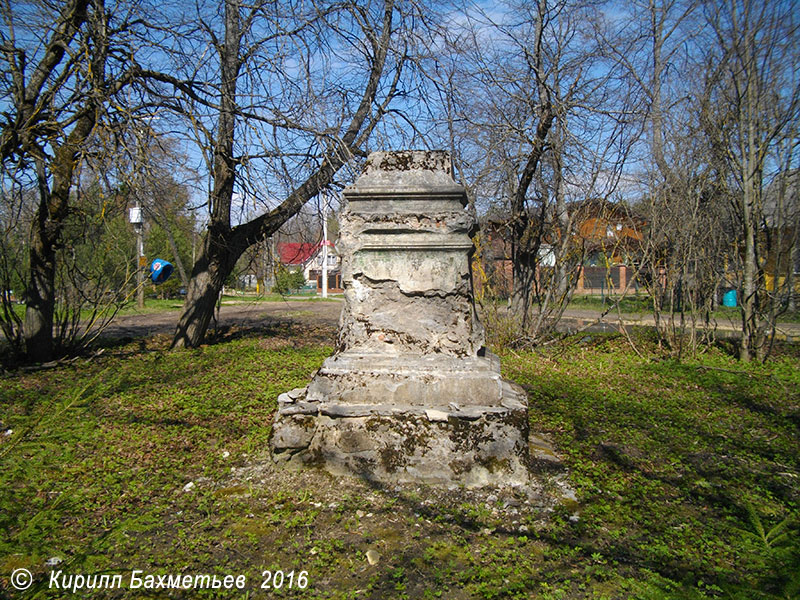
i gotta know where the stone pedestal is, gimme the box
[269,151,535,487]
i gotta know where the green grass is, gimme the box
[501,333,800,598]
[6,292,339,314]
[112,293,338,317]
[566,294,800,325]
[6,293,341,322]
[1,327,798,599]
[568,294,654,314]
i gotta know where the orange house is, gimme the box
[474,199,646,297]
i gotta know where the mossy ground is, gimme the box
[1,322,798,599]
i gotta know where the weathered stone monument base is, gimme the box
[271,352,533,487]
[269,150,560,489]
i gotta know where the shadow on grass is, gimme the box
[4,325,798,599]
[203,317,337,348]
[507,349,800,598]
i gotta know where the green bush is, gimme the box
[272,266,306,294]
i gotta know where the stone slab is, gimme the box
[272,404,532,487]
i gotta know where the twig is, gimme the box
[617,303,645,359]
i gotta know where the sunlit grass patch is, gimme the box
[1,329,798,599]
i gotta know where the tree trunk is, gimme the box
[738,16,762,363]
[788,242,798,313]
[508,108,554,328]
[171,224,244,348]
[171,0,240,349]
[510,250,536,327]
[740,217,756,362]
[171,161,341,348]
[24,223,57,362]
[23,120,94,361]
[553,121,569,302]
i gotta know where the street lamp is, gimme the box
[128,205,145,309]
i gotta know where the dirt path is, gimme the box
[99,299,344,341]
[98,297,800,343]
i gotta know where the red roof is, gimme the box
[277,240,334,265]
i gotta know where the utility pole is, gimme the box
[129,205,145,308]
[269,236,276,291]
[322,191,329,298]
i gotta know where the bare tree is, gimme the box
[599,0,711,354]
[642,166,734,357]
[142,0,407,348]
[700,0,800,361]
[0,0,152,361]
[432,0,638,340]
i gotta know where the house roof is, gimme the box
[479,198,646,262]
[277,240,334,265]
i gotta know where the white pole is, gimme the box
[322,191,329,298]
[136,223,145,309]
[129,203,146,309]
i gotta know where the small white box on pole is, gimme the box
[129,207,143,225]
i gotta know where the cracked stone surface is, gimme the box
[269,150,563,488]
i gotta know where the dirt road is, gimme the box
[99,299,344,341]
[99,297,800,343]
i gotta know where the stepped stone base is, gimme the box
[270,352,540,487]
